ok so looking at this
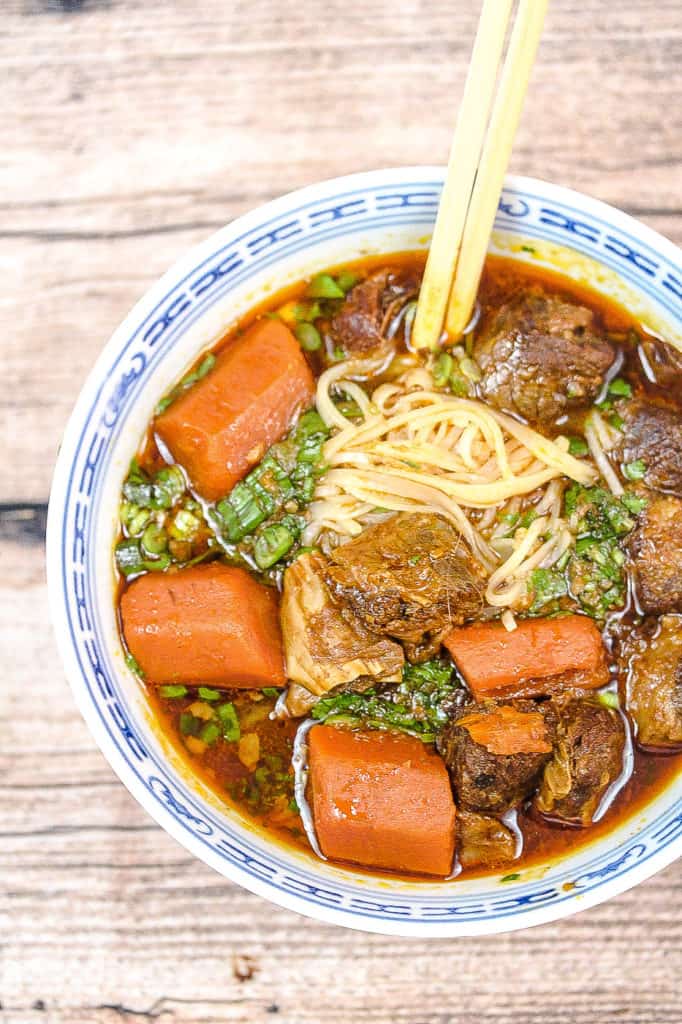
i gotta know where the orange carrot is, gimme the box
[456,704,552,755]
[444,615,609,700]
[155,319,315,501]
[308,725,456,877]
[120,563,285,687]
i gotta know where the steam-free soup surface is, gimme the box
[116,253,682,881]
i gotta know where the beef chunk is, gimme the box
[535,699,625,826]
[324,513,486,662]
[629,494,682,614]
[474,290,615,427]
[623,615,682,749]
[436,700,554,813]
[329,267,420,357]
[615,399,682,497]
[280,552,403,714]
[639,337,682,391]
[457,810,517,869]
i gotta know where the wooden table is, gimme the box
[2,2,681,1021]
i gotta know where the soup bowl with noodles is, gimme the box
[47,168,682,935]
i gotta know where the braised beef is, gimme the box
[623,615,682,749]
[329,267,420,357]
[535,699,625,826]
[615,398,682,497]
[474,290,615,426]
[639,337,682,392]
[628,494,682,614]
[436,700,554,813]
[457,810,517,869]
[324,512,486,662]
[280,551,403,714]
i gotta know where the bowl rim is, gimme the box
[46,166,682,936]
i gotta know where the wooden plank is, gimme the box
[1,0,681,499]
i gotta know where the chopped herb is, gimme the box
[518,508,539,529]
[520,245,536,254]
[564,484,638,618]
[292,301,321,323]
[623,459,647,481]
[306,273,345,300]
[253,522,297,569]
[124,651,144,677]
[450,373,470,397]
[621,491,648,515]
[216,702,240,743]
[529,567,568,613]
[197,686,221,702]
[597,690,620,709]
[609,412,625,431]
[432,352,454,388]
[608,377,632,398]
[568,436,589,457]
[295,321,322,352]
[332,346,346,361]
[159,684,188,699]
[312,660,461,741]
[179,712,201,737]
[261,687,281,698]
[200,721,221,746]
[288,797,300,813]
[408,554,421,566]
[501,872,521,883]
[335,270,359,294]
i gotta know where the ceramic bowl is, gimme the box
[47,168,682,935]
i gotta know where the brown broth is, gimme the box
[121,251,682,881]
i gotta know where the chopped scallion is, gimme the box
[217,702,240,742]
[159,684,188,699]
[306,273,345,300]
[295,322,322,352]
[623,459,647,481]
[197,686,221,702]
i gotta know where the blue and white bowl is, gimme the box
[47,168,682,935]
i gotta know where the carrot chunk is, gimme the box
[308,726,456,876]
[120,563,285,687]
[456,704,552,755]
[444,615,609,699]
[155,319,315,501]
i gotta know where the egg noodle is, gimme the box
[304,358,599,613]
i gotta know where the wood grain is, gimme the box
[1,2,681,1022]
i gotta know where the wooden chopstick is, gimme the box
[445,0,549,339]
[412,0,548,349]
[412,0,514,352]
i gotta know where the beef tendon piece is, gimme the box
[280,552,403,711]
[473,290,615,427]
[457,810,517,869]
[535,699,625,826]
[329,267,420,357]
[615,398,682,498]
[324,513,486,662]
[628,495,682,614]
[436,700,554,813]
[623,615,682,749]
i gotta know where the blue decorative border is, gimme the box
[53,173,682,930]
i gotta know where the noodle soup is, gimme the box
[115,253,682,880]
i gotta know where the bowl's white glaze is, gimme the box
[47,168,682,935]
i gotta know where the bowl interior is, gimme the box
[48,168,682,936]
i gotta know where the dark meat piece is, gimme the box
[535,699,625,826]
[436,700,554,813]
[280,552,404,715]
[324,513,486,662]
[639,336,682,391]
[623,615,682,749]
[615,398,682,497]
[474,290,615,427]
[329,267,421,357]
[628,494,682,614]
[457,810,517,869]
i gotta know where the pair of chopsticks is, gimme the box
[413,0,549,350]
